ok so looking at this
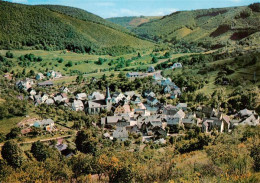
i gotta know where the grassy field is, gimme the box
[0,116,25,134]
[0,49,196,77]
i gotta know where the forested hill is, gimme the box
[133,3,260,49]
[0,1,153,55]
[38,5,131,34]
[107,16,162,30]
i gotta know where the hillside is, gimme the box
[0,1,153,55]
[107,16,162,30]
[133,4,260,49]
[39,5,131,34]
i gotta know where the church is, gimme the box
[85,86,112,114]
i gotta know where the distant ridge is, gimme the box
[132,3,260,49]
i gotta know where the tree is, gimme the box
[102,74,107,81]
[5,51,14,58]
[250,142,260,172]
[76,74,83,84]
[151,56,158,64]
[0,132,5,143]
[70,153,93,178]
[6,127,21,140]
[164,52,170,58]
[57,58,64,63]
[65,61,73,67]
[31,141,50,162]
[75,129,98,155]
[1,140,24,168]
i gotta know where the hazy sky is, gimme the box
[7,0,260,18]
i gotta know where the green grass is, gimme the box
[0,49,195,77]
[0,116,25,134]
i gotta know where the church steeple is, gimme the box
[105,85,111,100]
[105,86,112,111]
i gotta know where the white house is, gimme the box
[171,63,182,69]
[76,93,87,100]
[72,100,84,111]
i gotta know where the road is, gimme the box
[0,134,73,147]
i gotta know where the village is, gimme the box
[9,64,259,146]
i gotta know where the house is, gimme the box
[112,92,125,104]
[165,117,182,126]
[28,88,36,96]
[56,143,68,152]
[103,132,112,140]
[173,109,185,119]
[164,85,172,94]
[72,100,84,111]
[238,109,254,118]
[4,73,12,80]
[202,119,214,133]
[16,78,34,91]
[177,103,187,111]
[130,95,141,105]
[126,72,141,78]
[144,90,156,98]
[147,96,159,106]
[147,66,155,73]
[171,63,182,69]
[137,103,146,110]
[60,86,70,94]
[36,73,45,80]
[152,126,167,138]
[113,126,129,141]
[170,88,182,99]
[45,98,54,105]
[37,81,54,87]
[202,114,230,133]
[54,93,68,104]
[161,78,173,86]
[76,93,87,101]
[153,73,165,81]
[88,92,105,100]
[101,116,131,126]
[182,118,196,129]
[33,119,55,131]
[201,106,218,118]
[126,124,140,133]
[34,95,42,105]
[41,94,49,103]
[233,113,259,127]
[86,86,112,114]
[163,105,178,116]
[47,70,62,79]
[114,104,131,115]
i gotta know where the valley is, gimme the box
[0,1,259,183]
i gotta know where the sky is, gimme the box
[6,0,260,18]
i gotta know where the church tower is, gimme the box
[105,86,112,110]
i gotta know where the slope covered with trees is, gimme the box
[107,16,162,30]
[133,3,260,49]
[39,5,131,34]
[0,1,153,55]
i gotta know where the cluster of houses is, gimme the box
[36,70,62,80]
[19,118,55,135]
[13,71,259,143]
[101,101,259,142]
[126,63,183,79]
